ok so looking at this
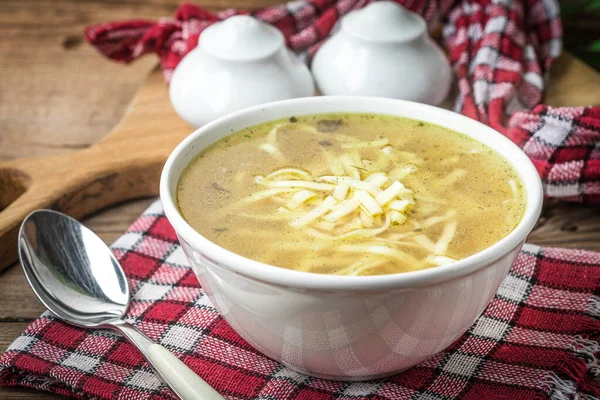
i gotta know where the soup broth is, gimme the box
[177,113,526,276]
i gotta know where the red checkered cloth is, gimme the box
[1,200,599,399]
[506,105,600,204]
[83,0,600,203]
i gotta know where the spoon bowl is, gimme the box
[19,210,128,327]
[18,209,224,400]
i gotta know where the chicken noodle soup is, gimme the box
[177,113,526,276]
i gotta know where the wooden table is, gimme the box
[0,1,599,398]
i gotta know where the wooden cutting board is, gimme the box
[1,52,599,271]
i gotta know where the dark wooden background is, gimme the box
[0,0,599,398]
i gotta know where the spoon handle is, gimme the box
[114,322,224,400]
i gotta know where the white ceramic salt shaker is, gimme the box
[169,15,315,127]
[312,1,451,105]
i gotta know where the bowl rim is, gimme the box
[160,96,543,291]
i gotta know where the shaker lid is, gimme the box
[201,15,284,61]
[342,1,426,42]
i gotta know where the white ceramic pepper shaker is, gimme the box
[170,15,315,127]
[311,1,451,105]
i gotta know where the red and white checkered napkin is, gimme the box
[1,200,599,399]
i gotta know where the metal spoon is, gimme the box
[18,209,224,400]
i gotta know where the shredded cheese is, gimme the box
[322,150,346,176]
[266,168,311,181]
[334,215,390,240]
[389,164,418,180]
[323,197,359,222]
[365,172,388,187]
[318,176,382,196]
[381,146,394,155]
[338,243,421,266]
[240,188,296,203]
[390,211,407,225]
[287,190,319,209]
[249,135,416,245]
[434,221,457,254]
[289,196,337,228]
[360,210,375,228]
[313,220,336,231]
[375,181,405,206]
[414,235,436,252]
[339,153,363,179]
[266,124,282,146]
[231,124,491,275]
[253,163,415,237]
[388,199,411,212]
[422,209,457,228]
[259,143,285,162]
[260,143,279,154]
[332,183,349,200]
[348,259,388,276]
[339,244,399,256]
[355,190,383,216]
[343,217,364,232]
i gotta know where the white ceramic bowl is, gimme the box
[160,97,543,381]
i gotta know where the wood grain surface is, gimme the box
[0,0,599,399]
[0,68,195,270]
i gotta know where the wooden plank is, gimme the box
[546,52,600,107]
[0,69,193,270]
[530,201,600,251]
[0,388,62,400]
